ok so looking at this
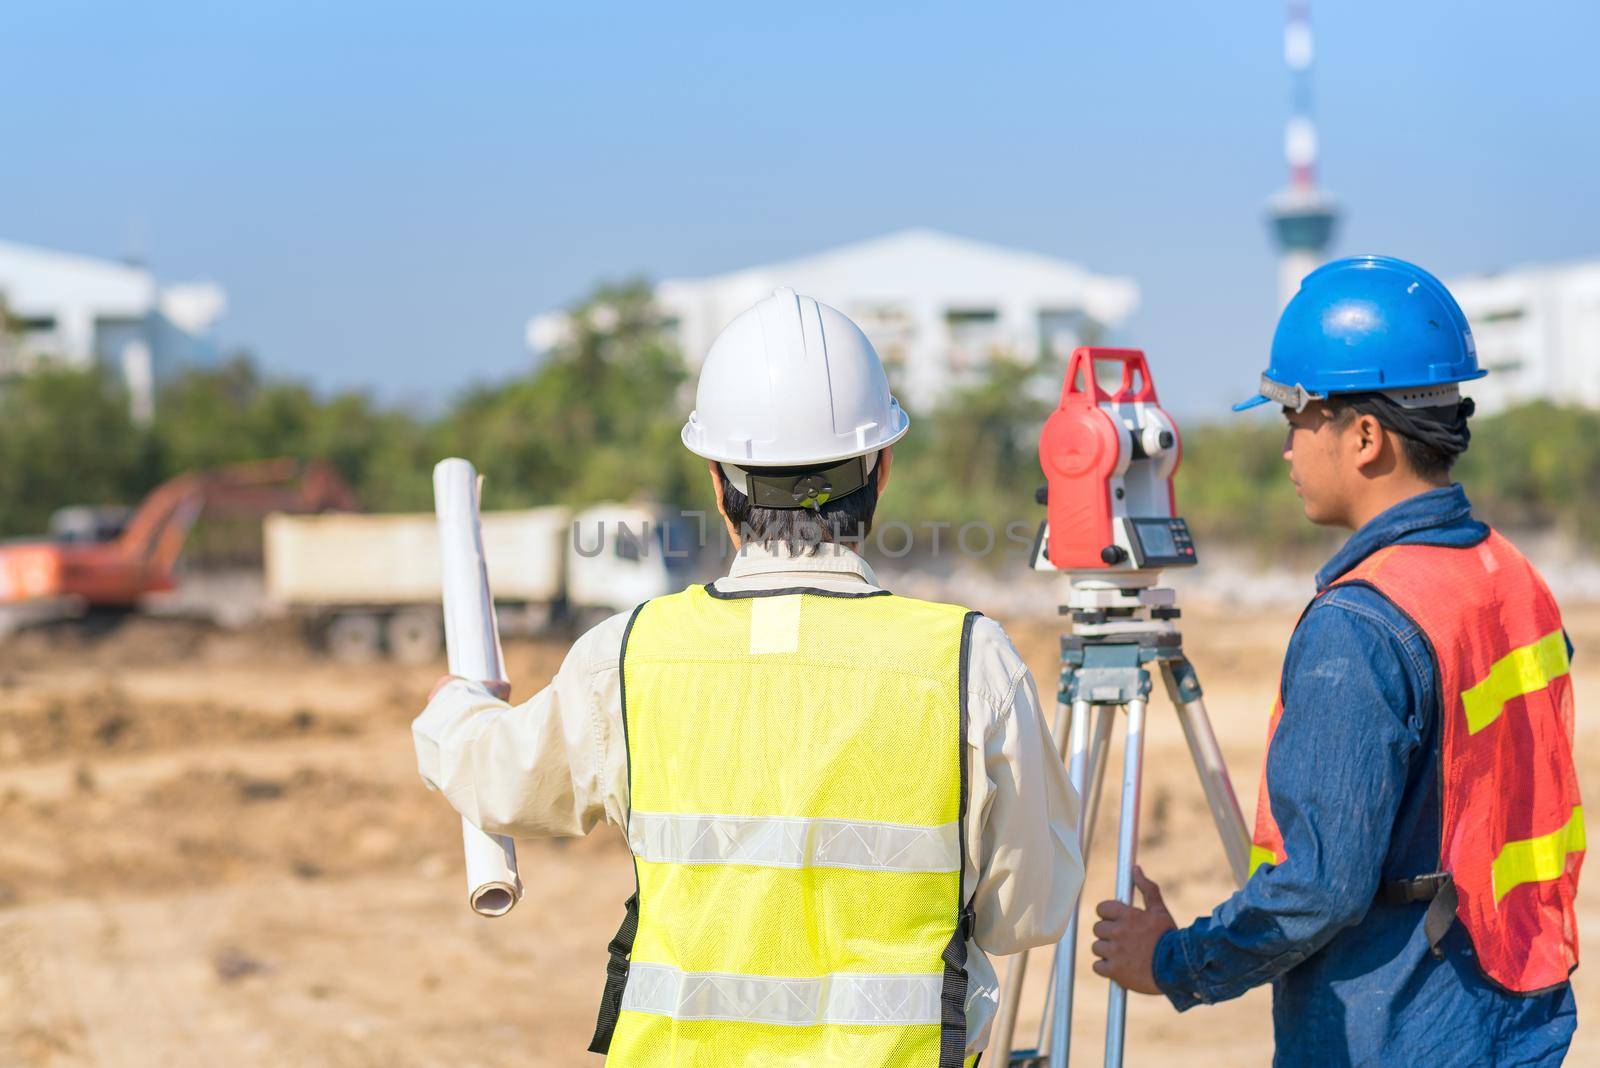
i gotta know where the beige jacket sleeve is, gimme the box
[411,610,630,838]
[964,616,1084,955]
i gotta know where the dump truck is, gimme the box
[263,502,695,662]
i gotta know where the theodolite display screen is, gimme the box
[1129,517,1197,568]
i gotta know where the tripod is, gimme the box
[989,575,1253,1067]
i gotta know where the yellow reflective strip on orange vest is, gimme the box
[1460,629,1569,735]
[1248,844,1278,879]
[1492,806,1585,903]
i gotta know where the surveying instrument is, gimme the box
[990,348,1253,1067]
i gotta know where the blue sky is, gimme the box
[4,1,1598,418]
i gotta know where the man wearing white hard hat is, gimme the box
[414,288,1082,1065]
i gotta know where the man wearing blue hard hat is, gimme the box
[1092,256,1581,1065]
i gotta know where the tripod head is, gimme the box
[1032,347,1198,585]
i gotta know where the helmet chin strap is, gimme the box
[723,450,883,508]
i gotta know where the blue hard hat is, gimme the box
[1234,255,1485,412]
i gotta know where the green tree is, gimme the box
[1174,417,1331,555]
[149,353,433,512]
[882,353,1054,539]
[1178,402,1600,556]
[6,277,1600,565]
[436,279,705,511]
[1456,402,1600,547]
[0,365,152,537]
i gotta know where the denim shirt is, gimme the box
[1151,485,1578,1067]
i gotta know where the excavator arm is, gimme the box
[0,459,359,608]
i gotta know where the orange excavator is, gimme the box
[0,459,358,613]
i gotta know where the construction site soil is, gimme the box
[3,606,1597,1066]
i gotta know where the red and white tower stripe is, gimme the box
[1267,2,1339,306]
[1284,2,1317,191]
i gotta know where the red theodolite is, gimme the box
[1035,346,1196,574]
[995,346,1249,1068]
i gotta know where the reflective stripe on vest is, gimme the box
[1249,530,1582,994]
[1463,629,1570,735]
[599,583,977,1066]
[621,963,944,1026]
[1493,805,1585,904]
[628,812,961,873]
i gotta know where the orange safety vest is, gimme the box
[1249,529,1582,994]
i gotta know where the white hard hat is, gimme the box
[681,287,910,467]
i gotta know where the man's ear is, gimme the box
[709,461,728,515]
[875,447,893,494]
[1351,412,1387,472]
[710,460,743,549]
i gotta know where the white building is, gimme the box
[529,228,1137,410]
[0,239,227,420]
[1449,258,1600,414]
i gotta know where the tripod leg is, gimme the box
[1082,705,1114,853]
[1103,697,1148,1068]
[1047,699,1095,1068]
[1038,705,1114,1065]
[990,699,1074,1066]
[1034,955,1057,1059]
[1163,661,1252,888]
[991,931,1027,1066]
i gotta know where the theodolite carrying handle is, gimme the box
[1059,346,1160,406]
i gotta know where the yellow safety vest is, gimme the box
[588,582,979,1067]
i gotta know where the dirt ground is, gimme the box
[1,603,1597,1067]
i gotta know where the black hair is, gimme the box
[1324,392,1474,481]
[716,453,882,551]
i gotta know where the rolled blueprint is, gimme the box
[433,457,523,917]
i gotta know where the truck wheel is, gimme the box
[326,612,384,663]
[386,608,443,664]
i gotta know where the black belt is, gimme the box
[1380,872,1457,958]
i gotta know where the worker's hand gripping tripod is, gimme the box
[990,349,1252,1067]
